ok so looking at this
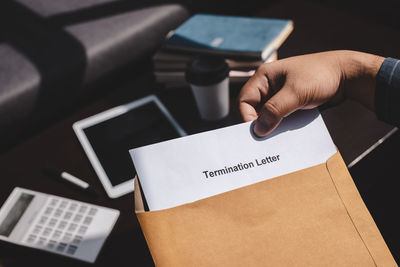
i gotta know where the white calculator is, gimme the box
[0,188,119,263]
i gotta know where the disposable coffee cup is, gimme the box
[185,57,230,121]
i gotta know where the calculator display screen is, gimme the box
[0,193,34,237]
[83,102,181,186]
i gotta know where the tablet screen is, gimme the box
[83,101,181,186]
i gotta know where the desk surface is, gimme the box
[0,81,242,267]
[0,81,399,266]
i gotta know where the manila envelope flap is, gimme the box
[134,152,397,267]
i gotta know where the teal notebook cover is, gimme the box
[165,14,292,59]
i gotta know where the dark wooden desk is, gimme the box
[0,80,242,267]
[0,79,399,266]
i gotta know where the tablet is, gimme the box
[73,95,186,198]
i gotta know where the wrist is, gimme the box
[337,50,385,111]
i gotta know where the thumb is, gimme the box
[254,86,300,137]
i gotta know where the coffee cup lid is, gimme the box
[185,56,229,86]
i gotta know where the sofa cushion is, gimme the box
[0,44,40,128]
[64,4,189,85]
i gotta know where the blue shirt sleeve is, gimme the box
[375,57,400,126]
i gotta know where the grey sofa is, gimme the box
[0,0,189,150]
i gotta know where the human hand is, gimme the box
[239,50,384,137]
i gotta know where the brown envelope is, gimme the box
[135,152,397,266]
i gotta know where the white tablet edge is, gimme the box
[72,95,187,198]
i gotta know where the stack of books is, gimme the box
[153,14,293,88]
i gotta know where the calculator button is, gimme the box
[48,218,58,227]
[73,214,82,223]
[59,200,68,209]
[66,245,78,255]
[54,209,63,217]
[56,242,67,252]
[67,223,77,232]
[33,225,43,234]
[63,211,73,220]
[72,235,83,245]
[39,216,48,225]
[83,216,93,225]
[42,227,53,237]
[69,203,78,211]
[47,240,57,250]
[57,221,67,230]
[37,237,47,246]
[27,234,37,244]
[62,232,72,243]
[78,205,87,214]
[88,207,98,216]
[78,225,88,235]
[49,199,59,206]
[52,230,62,239]
[44,207,54,216]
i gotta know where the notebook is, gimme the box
[164,14,293,60]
